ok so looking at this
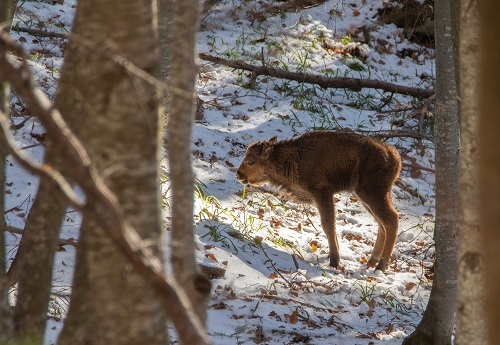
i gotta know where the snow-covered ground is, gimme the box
[5,0,437,344]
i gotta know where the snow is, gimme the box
[5,0,437,344]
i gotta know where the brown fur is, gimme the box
[236,131,402,271]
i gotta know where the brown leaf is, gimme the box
[385,323,394,334]
[367,298,377,309]
[205,253,218,263]
[405,282,417,291]
[310,240,318,252]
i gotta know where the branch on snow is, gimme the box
[199,52,434,98]
[5,225,77,247]
[0,32,210,345]
[248,0,328,21]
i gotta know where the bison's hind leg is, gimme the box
[357,190,399,272]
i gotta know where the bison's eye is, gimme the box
[245,159,254,166]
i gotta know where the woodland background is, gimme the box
[0,0,499,345]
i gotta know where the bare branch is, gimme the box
[0,32,210,345]
[199,52,434,98]
[359,129,430,141]
[10,26,68,39]
[249,0,328,21]
[5,225,76,247]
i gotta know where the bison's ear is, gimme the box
[262,144,274,159]
[261,136,277,158]
[268,136,278,143]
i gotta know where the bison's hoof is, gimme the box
[366,257,379,269]
[375,258,389,272]
[328,255,340,268]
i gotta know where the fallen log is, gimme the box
[199,52,434,98]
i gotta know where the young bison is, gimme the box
[236,131,402,271]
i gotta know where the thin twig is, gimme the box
[258,243,292,286]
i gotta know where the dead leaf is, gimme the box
[367,298,377,309]
[385,323,394,334]
[310,241,318,252]
[254,236,263,245]
[205,253,218,263]
[405,282,416,291]
[289,310,299,324]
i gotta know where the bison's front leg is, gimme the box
[313,192,340,268]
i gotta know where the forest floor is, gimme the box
[5,0,437,344]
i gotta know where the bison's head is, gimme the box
[236,136,277,187]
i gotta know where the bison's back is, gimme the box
[291,131,401,193]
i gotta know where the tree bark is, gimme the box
[55,1,168,344]
[479,1,500,344]
[455,0,486,343]
[402,0,459,343]
[168,0,211,326]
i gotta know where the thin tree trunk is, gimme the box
[455,0,486,343]
[11,161,67,344]
[403,0,459,343]
[479,1,500,344]
[56,1,168,344]
[3,1,65,343]
[0,1,15,341]
[167,0,211,327]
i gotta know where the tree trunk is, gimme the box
[11,158,67,344]
[3,1,65,343]
[402,0,459,343]
[479,1,500,344]
[455,0,486,343]
[158,0,175,99]
[0,1,15,340]
[56,1,168,344]
[167,0,211,326]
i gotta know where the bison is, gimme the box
[236,131,402,271]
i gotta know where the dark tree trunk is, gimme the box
[479,1,500,344]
